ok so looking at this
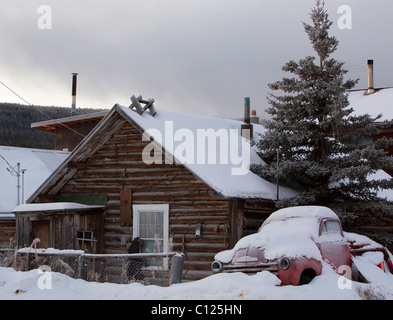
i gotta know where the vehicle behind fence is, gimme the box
[0,248,185,286]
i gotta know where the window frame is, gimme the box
[132,204,170,254]
[319,218,344,237]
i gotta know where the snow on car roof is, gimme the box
[262,206,339,227]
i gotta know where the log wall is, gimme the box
[54,121,235,280]
[242,199,276,236]
[0,218,15,247]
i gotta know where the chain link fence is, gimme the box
[0,248,184,287]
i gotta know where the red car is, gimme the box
[212,206,393,286]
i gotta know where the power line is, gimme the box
[0,80,86,138]
[0,81,32,106]
[0,153,17,175]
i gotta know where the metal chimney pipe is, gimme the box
[250,110,259,124]
[71,73,78,116]
[241,97,253,140]
[244,97,251,124]
[367,60,375,94]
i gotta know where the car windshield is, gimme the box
[321,220,341,235]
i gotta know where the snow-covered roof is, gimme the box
[27,104,297,203]
[116,105,297,200]
[346,88,393,200]
[13,202,105,213]
[348,88,393,121]
[31,111,108,133]
[0,213,15,220]
[0,146,69,214]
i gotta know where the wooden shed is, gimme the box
[31,111,108,152]
[14,202,105,253]
[14,99,295,280]
[0,214,15,248]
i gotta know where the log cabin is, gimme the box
[9,60,393,277]
[13,97,296,280]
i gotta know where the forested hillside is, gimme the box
[0,103,105,149]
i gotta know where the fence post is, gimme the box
[169,253,184,286]
[78,253,87,280]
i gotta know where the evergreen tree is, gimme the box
[252,0,393,214]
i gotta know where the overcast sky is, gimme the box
[1,0,392,119]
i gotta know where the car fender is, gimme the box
[278,257,322,286]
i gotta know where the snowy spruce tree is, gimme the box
[253,0,393,214]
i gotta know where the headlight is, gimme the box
[211,261,223,273]
[279,258,291,270]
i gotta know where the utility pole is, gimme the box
[21,168,27,204]
[16,162,20,206]
[3,159,27,206]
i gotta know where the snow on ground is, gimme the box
[2,207,392,300]
[1,261,393,300]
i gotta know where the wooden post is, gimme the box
[120,188,133,227]
[169,253,185,285]
[78,253,87,280]
[230,199,244,247]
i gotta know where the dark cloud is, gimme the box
[1,0,392,119]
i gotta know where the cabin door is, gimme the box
[32,220,50,249]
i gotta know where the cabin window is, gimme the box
[132,204,169,254]
[77,230,97,253]
[355,136,374,147]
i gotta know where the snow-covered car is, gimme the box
[212,206,393,286]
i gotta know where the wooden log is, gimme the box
[119,188,132,227]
